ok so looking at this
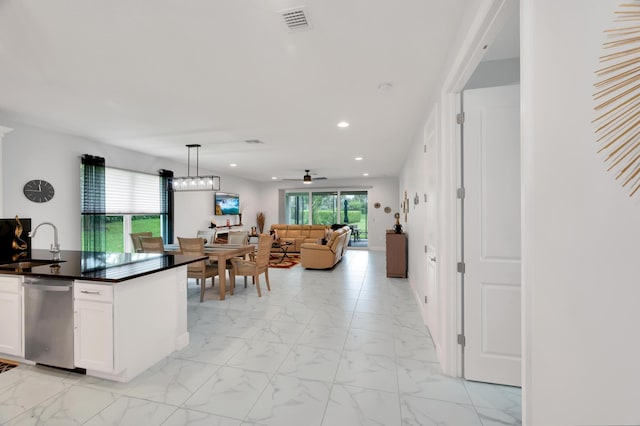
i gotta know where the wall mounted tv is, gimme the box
[215,192,240,215]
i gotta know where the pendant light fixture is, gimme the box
[170,144,220,191]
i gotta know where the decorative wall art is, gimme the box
[414,193,419,208]
[403,190,409,222]
[374,202,381,209]
[594,2,640,197]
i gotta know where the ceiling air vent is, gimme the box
[280,7,311,32]
[244,139,264,144]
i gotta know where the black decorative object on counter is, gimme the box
[0,216,31,262]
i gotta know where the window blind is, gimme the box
[105,168,163,214]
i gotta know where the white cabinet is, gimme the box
[74,282,113,373]
[0,276,23,357]
[73,267,189,382]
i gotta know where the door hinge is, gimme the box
[424,296,428,304]
[424,245,428,253]
[457,262,466,273]
[456,187,465,199]
[456,112,465,125]
[457,334,466,346]
[424,144,427,153]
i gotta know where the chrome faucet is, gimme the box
[29,222,60,261]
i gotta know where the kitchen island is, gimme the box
[0,249,205,382]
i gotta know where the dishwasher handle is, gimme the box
[23,282,72,292]
[23,277,73,292]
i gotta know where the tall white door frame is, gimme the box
[435,0,518,377]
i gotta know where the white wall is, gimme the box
[173,175,260,244]
[0,126,14,216]
[0,116,260,250]
[0,116,393,251]
[399,108,434,340]
[522,0,640,424]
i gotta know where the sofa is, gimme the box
[300,225,352,269]
[269,224,328,253]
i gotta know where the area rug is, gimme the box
[269,253,301,269]
[0,359,18,374]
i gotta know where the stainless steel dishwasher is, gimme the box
[23,277,75,369]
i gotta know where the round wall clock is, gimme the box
[23,179,55,203]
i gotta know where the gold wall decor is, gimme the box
[594,1,640,196]
[403,190,409,222]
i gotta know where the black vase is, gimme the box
[394,224,403,234]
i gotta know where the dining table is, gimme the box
[164,243,256,300]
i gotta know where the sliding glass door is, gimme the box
[285,189,368,247]
[339,191,368,241]
[311,192,338,225]
[285,192,309,224]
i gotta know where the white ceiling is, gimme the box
[0,0,489,183]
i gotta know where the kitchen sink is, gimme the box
[0,259,66,269]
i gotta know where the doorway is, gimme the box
[455,0,521,387]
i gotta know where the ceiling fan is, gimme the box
[283,169,327,184]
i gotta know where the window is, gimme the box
[104,215,161,253]
[82,167,167,253]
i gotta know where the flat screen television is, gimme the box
[215,192,240,215]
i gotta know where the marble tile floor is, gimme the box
[0,250,521,426]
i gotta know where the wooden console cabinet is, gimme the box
[386,233,407,278]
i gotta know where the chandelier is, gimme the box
[170,144,220,191]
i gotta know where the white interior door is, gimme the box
[463,84,521,386]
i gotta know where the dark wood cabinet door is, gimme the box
[386,233,407,278]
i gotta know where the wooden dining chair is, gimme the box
[196,229,216,246]
[227,231,249,245]
[130,232,152,253]
[230,234,272,297]
[226,230,251,287]
[139,236,165,253]
[177,237,220,302]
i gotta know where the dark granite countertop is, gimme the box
[0,249,205,283]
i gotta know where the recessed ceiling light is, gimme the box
[363,173,369,177]
[337,121,350,128]
[355,156,363,161]
[229,163,237,167]
[271,176,278,180]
